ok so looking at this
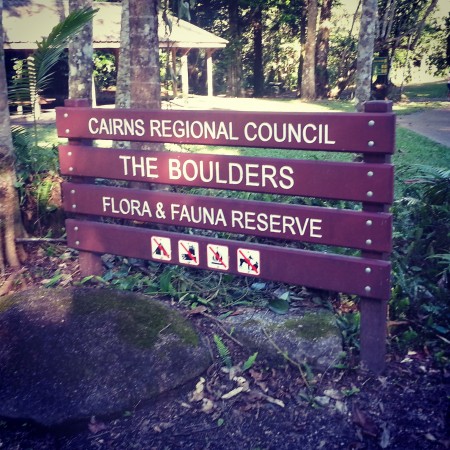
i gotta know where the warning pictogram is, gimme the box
[207,244,229,271]
[178,240,199,266]
[237,248,260,275]
[151,236,172,261]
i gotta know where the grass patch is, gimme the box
[402,79,448,100]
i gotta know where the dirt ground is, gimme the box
[0,247,449,450]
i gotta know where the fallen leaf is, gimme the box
[221,386,244,399]
[190,377,206,402]
[379,423,391,449]
[186,305,208,316]
[352,405,379,437]
[324,388,342,400]
[233,376,250,392]
[201,398,215,413]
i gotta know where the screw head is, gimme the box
[65,129,70,134]
[365,267,372,274]
[367,171,374,177]
[368,141,375,147]
[366,239,372,245]
[364,286,372,293]
[366,220,373,226]
[64,113,68,118]
[368,120,375,126]
[367,191,374,198]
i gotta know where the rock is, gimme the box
[225,309,342,370]
[0,288,211,426]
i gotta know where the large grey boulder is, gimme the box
[225,309,342,370]
[0,288,211,426]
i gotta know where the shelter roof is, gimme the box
[3,0,228,50]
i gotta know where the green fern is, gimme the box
[213,334,232,368]
[242,352,258,372]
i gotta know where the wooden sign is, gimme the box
[66,219,391,300]
[62,182,392,252]
[59,145,394,204]
[56,107,396,153]
[57,100,395,373]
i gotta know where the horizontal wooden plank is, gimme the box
[59,145,394,204]
[66,219,391,300]
[63,183,392,252]
[56,107,396,154]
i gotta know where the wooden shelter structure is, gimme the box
[3,0,228,98]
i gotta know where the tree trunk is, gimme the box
[0,0,26,271]
[301,0,318,100]
[68,0,94,102]
[253,6,264,98]
[355,0,377,111]
[227,0,243,97]
[315,0,333,99]
[116,0,130,110]
[297,4,307,92]
[129,0,161,110]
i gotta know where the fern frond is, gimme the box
[213,334,232,368]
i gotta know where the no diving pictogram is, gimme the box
[178,240,199,266]
[151,236,171,261]
[207,244,229,271]
[237,248,260,275]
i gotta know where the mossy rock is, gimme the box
[0,288,210,426]
[226,309,342,370]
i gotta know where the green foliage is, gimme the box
[93,52,116,90]
[242,351,258,371]
[213,334,232,368]
[390,164,449,361]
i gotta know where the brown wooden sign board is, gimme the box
[57,100,395,373]
[59,145,394,204]
[62,182,392,252]
[56,107,395,153]
[66,219,391,300]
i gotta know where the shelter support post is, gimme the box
[206,49,214,97]
[171,48,178,98]
[181,49,190,99]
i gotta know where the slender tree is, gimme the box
[226,0,243,97]
[116,0,130,110]
[68,0,94,102]
[0,0,25,271]
[301,0,318,99]
[355,0,377,111]
[129,0,161,109]
[315,0,333,98]
[252,4,264,97]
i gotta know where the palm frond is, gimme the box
[9,7,98,104]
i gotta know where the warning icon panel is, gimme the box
[151,236,172,261]
[178,240,200,266]
[207,245,229,271]
[237,248,260,276]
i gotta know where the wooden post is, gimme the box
[181,50,189,99]
[64,98,103,277]
[171,48,178,98]
[360,100,394,373]
[206,49,214,97]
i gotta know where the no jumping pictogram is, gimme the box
[237,248,260,275]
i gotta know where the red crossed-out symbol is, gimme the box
[152,238,169,258]
[208,246,227,269]
[238,249,259,274]
[180,241,197,263]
